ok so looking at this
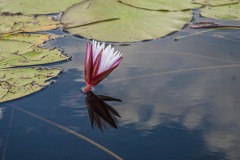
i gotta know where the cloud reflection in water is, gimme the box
[103,38,240,159]
[0,108,3,120]
[59,31,240,159]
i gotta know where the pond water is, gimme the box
[1,26,240,160]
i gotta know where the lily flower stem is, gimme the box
[84,84,92,92]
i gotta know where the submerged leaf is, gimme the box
[192,0,239,6]
[61,0,192,42]
[0,0,84,14]
[200,3,240,20]
[189,22,240,29]
[0,67,61,102]
[120,0,201,11]
[0,14,61,34]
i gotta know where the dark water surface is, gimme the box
[1,28,240,160]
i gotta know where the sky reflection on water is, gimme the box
[105,30,240,159]
[0,29,240,160]
[0,108,3,120]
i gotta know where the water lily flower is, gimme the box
[84,40,123,92]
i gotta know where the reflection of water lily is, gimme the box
[85,91,121,131]
[84,40,123,92]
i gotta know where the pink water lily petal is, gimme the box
[91,63,120,85]
[85,45,93,84]
[97,46,122,74]
[92,40,105,62]
[110,57,123,69]
[84,40,123,92]
[84,42,92,77]
[92,49,103,77]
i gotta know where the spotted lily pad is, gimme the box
[0,33,60,46]
[0,33,69,102]
[192,0,239,6]
[0,67,61,102]
[0,0,84,14]
[0,39,69,68]
[0,14,61,34]
[200,3,240,20]
[0,81,8,99]
[119,0,201,11]
[61,0,192,42]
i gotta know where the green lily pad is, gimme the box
[119,0,201,11]
[0,14,61,34]
[0,67,61,102]
[192,0,239,6]
[0,33,60,46]
[0,0,84,14]
[61,0,192,42]
[0,38,69,69]
[200,3,240,20]
[0,81,8,99]
[0,33,69,102]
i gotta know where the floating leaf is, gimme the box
[192,0,239,6]
[119,0,201,11]
[0,81,8,99]
[0,14,61,34]
[0,33,69,102]
[0,67,61,102]
[200,3,240,20]
[0,33,59,46]
[61,0,192,42]
[189,22,240,29]
[0,39,69,69]
[0,0,84,15]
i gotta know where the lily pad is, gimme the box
[192,0,239,6]
[61,0,192,42]
[0,0,84,15]
[200,3,240,20]
[0,38,69,69]
[0,14,61,34]
[0,81,8,99]
[0,67,61,102]
[119,0,201,11]
[0,33,69,102]
[0,33,59,46]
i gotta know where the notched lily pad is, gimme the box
[0,39,69,68]
[0,14,61,34]
[61,0,192,42]
[0,67,62,102]
[0,33,60,46]
[200,2,240,20]
[0,33,69,102]
[119,0,201,11]
[0,81,9,99]
[0,0,84,15]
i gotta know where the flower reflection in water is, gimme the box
[85,91,121,132]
